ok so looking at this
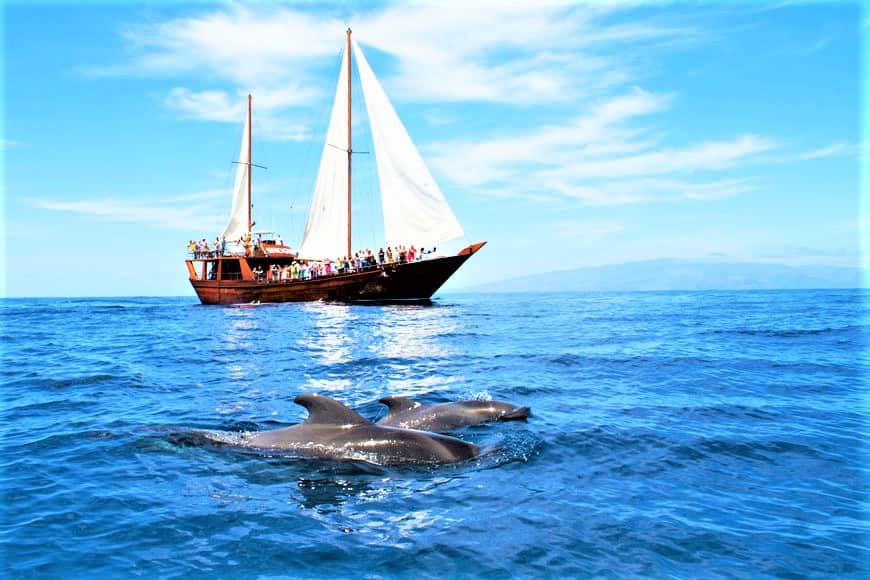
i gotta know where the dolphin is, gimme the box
[189,393,479,466]
[376,396,530,432]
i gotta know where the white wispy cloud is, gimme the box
[165,87,312,140]
[116,6,344,85]
[87,2,842,208]
[427,85,773,205]
[551,220,626,241]
[359,2,694,104]
[96,2,694,112]
[796,141,857,160]
[548,177,758,205]
[428,87,673,187]
[543,134,776,182]
[166,88,243,122]
[36,192,228,232]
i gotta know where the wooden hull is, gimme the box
[353,242,487,302]
[190,270,379,305]
[186,242,485,305]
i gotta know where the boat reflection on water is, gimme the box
[375,306,460,360]
[300,302,357,367]
[373,305,464,397]
[296,302,357,394]
[223,307,261,352]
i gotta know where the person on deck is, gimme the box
[243,232,252,257]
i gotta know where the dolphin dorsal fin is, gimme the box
[379,396,423,417]
[294,394,369,426]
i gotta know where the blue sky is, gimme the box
[2,1,865,297]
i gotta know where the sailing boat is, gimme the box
[185,30,485,305]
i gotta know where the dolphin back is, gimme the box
[377,398,530,431]
[294,393,370,426]
[378,396,423,419]
[370,425,480,464]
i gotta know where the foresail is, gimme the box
[352,39,463,248]
[222,110,250,241]
[298,47,350,260]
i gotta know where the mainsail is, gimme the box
[297,47,351,259]
[298,35,463,258]
[222,107,251,241]
[351,39,463,248]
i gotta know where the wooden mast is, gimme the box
[247,93,253,234]
[346,28,352,259]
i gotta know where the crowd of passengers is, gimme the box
[253,245,434,282]
[190,237,437,281]
[188,237,230,259]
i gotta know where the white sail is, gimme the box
[298,46,351,259]
[352,38,463,248]
[222,108,250,242]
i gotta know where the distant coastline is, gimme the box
[457,259,866,293]
[1,260,866,298]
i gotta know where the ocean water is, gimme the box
[1,290,866,577]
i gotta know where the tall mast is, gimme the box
[346,28,352,259]
[247,93,253,234]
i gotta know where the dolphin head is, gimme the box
[483,401,531,421]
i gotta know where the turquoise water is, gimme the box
[1,290,867,577]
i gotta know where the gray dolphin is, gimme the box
[191,393,479,466]
[377,396,530,431]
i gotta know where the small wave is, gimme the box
[5,398,97,415]
[49,374,120,389]
[220,420,263,432]
[163,428,250,449]
[477,431,545,468]
[1,374,126,393]
[673,404,781,423]
[10,428,120,453]
[695,438,824,463]
[551,354,585,366]
[703,325,861,338]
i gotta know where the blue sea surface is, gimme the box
[1,290,867,577]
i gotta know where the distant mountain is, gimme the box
[465,260,866,293]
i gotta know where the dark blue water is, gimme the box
[1,290,867,577]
